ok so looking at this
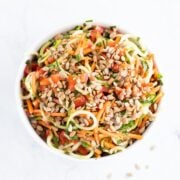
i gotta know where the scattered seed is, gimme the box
[150,145,156,151]
[134,163,140,170]
[125,172,133,178]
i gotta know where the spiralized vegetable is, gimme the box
[20,20,163,159]
[67,110,98,130]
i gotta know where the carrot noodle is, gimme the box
[20,21,163,159]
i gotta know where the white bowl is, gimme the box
[15,22,159,162]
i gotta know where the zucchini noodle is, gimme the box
[67,110,98,130]
[21,21,163,159]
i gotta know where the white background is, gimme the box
[0,0,180,179]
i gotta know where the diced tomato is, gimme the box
[47,57,55,64]
[24,65,30,76]
[112,63,120,73]
[24,64,40,76]
[46,130,51,137]
[51,74,60,83]
[72,139,78,144]
[31,63,39,71]
[68,76,76,91]
[101,86,109,93]
[90,30,97,42]
[59,131,69,145]
[38,68,45,75]
[74,96,87,108]
[39,85,46,91]
[79,73,88,83]
[115,88,122,96]
[77,146,89,155]
[87,39,93,48]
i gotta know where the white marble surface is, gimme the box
[0,0,180,179]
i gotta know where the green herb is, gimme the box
[141,60,149,71]
[71,135,78,140]
[137,37,140,41]
[157,73,163,79]
[157,73,163,85]
[102,39,106,47]
[120,120,135,133]
[104,32,110,39]
[96,75,103,80]
[52,135,59,148]
[111,73,118,78]
[47,61,60,71]
[124,53,130,64]
[116,139,122,144]
[74,90,79,96]
[122,99,129,103]
[103,83,110,88]
[75,54,81,61]
[140,94,156,104]
[129,37,142,50]
[85,19,93,22]
[26,60,30,64]
[63,34,70,39]
[96,41,102,47]
[32,116,41,121]
[53,39,61,48]
[120,110,126,116]
[74,25,82,30]
[81,141,90,148]
[109,25,116,30]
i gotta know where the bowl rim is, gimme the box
[15,21,161,162]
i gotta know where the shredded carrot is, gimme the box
[40,73,65,86]
[139,116,148,129]
[94,148,102,155]
[32,99,40,109]
[108,40,116,47]
[67,49,74,55]
[101,113,106,122]
[84,48,92,55]
[91,61,96,71]
[151,86,161,94]
[96,101,111,122]
[96,108,104,121]
[86,118,93,125]
[98,128,124,139]
[45,60,49,65]
[33,109,66,117]
[92,112,98,116]
[98,128,142,140]
[104,141,116,149]
[26,99,33,114]
[40,78,50,86]
[33,109,66,118]
[128,133,143,140]
[115,36,121,43]
[51,74,61,83]
[31,72,36,95]
[98,134,109,140]
[50,112,67,117]
[38,120,52,129]
[33,109,41,114]
[154,91,164,104]
[111,101,117,108]
[94,128,99,145]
